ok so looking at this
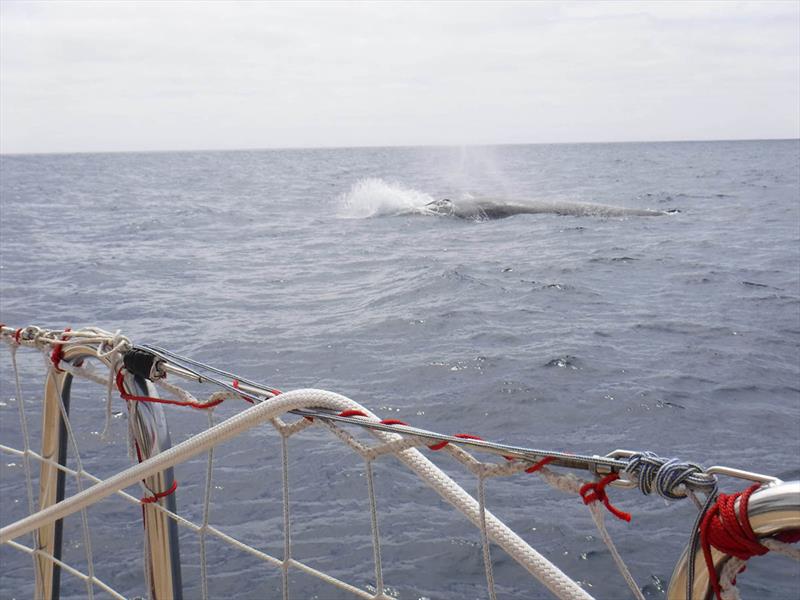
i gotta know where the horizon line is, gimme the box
[1,136,798,158]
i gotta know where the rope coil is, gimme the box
[700,484,800,600]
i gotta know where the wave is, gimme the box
[336,178,437,218]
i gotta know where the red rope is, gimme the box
[13,328,22,344]
[427,432,519,461]
[380,418,409,426]
[428,439,449,451]
[141,479,178,504]
[525,455,556,474]
[579,473,631,522]
[429,432,484,451]
[699,484,800,600]
[116,369,225,410]
[50,328,71,372]
[338,409,368,418]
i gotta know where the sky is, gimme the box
[1,1,798,154]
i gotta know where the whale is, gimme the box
[423,198,667,219]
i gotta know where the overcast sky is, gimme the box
[1,1,798,154]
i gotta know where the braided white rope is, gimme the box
[718,558,745,600]
[534,468,644,599]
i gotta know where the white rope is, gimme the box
[280,430,291,600]
[365,458,385,598]
[584,503,644,600]
[100,356,120,440]
[718,557,745,600]
[536,468,644,600]
[49,364,97,600]
[9,345,36,522]
[5,540,127,600]
[9,344,39,579]
[477,469,497,600]
[763,537,800,560]
[717,538,800,600]
[200,410,215,600]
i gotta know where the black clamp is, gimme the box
[123,348,160,380]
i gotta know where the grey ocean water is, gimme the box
[1,140,799,599]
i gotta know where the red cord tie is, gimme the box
[116,369,225,410]
[579,473,632,522]
[141,480,178,504]
[50,328,71,372]
[13,328,23,344]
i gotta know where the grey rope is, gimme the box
[685,490,720,600]
[622,452,719,599]
[624,451,717,499]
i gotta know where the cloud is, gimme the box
[1,1,798,153]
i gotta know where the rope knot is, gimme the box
[49,328,72,373]
[700,484,763,600]
[141,480,178,504]
[579,473,631,522]
[625,451,716,500]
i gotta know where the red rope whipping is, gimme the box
[13,328,22,344]
[116,369,225,410]
[699,484,800,600]
[50,328,71,372]
[579,473,631,522]
[429,432,483,451]
[232,379,255,404]
[525,455,556,474]
[380,418,409,426]
[338,409,368,418]
[141,480,178,504]
[427,432,517,461]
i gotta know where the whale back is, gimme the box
[428,197,664,219]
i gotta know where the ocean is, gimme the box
[1,140,798,599]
